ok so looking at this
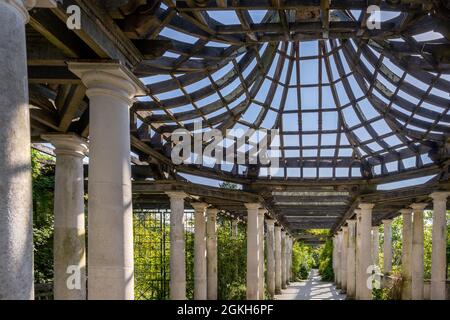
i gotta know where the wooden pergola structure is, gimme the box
[2,0,450,301]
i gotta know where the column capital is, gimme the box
[207,208,219,217]
[68,62,146,106]
[258,207,268,215]
[191,202,208,211]
[2,0,30,23]
[266,219,275,228]
[41,133,88,158]
[245,203,260,210]
[359,203,375,210]
[382,219,393,226]
[342,226,349,232]
[274,225,282,231]
[410,203,427,211]
[346,219,356,226]
[430,191,450,202]
[354,209,362,216]
[166,191,188,201]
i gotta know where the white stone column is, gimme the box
[346,220,357,299]
[245,203,260,300]
[372,226,379,267]
[430,192,450,300]
[0,0,34,300]
[285,236,290,286]
[359,203,374,300]
[69,62,146,300]
[287,237,293,283]
[274,226,282,294]
[355,209,362,299]
[266,220,275,298]
[382,220,393,275]
[336,231,342,288]
[411,203,426,300]
[341,227,349,292]
[42,134,88,300]
[191,202,208,300]
[401,208,413,300]
[207,208,218,300]
[231,219,239,240]
[167,192,188,300]
[281,230,287,289]
[332,236,337,283]
[258,208,266,299]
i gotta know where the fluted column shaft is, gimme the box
[192,203,208,300]
[341,227,349,292]
[266,220,275,297]
[274,226,282,294]
[411,203,426,300]
[430,192,450,300]
[207,208,218,300]
[359,203,374,300]
[355,209,362,299]
[382,220,393,274]
[246,203,260,300]
[43,134,88,300]
[346,220,357,299]
[258,209,265,299]
[281,231,287,289]
[167,192,188,300]
[401,208,413,300]
[0,0,34,300]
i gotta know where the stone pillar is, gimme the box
[355,209,362,299]
[372,226,379,267]
[258,209,266,299]
[359,203,374,300]
[341,226,349,292]
[285,236,290,286]
[401,208,413,300]
[245,203,260,300]
[167,192,188,300]
[231,219,239,239]
[0,0,34,300]
[42,134,88,300]
[69,62,146,300]
[274,226,282,294]
[281,231,287,289]
[430,192,450,300]
[411,203,427,300]
[336,231,342,288]
[382,220,393,275]
[346,220,357,299]
[332,236,337,283]
[191,202,208,300]
[207,208,218,300]
[266,220,276,298]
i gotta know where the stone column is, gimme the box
[69,62,146,300]
[167,192,188,300]
[231,219,239,239]
[336,231,342,288]
[258,208,266,299]
[207,208,218,300]
[245,203,260,300]
[401,208,413,300]
[372,226,379,267]
[281,231,287,289]
[346,220,357,299]
[430,192,450,300]
[274,226,282,294]
[42,134,88,300]
[411,203,427,300]
[191,202,208,300]
[382,220,393,275]
[341,227,349,292]
[359,203,374,300]
[266,220,276,298]
[285,236,290,286]
[332,236,337,283]
[0,0,34,300]
[355,209,362,299]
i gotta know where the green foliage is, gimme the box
[31,150,55,284]
[217,218,247,300]
[219,182,239,190]
[292,242,316,280]
[318,237,334,282]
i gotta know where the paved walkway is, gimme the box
[275,269,346,300]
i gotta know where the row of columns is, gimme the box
[333,193,449,300]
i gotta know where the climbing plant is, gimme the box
[32,150,55,285]
[318,237,334,282]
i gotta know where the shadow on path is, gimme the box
[275,269,346,300]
